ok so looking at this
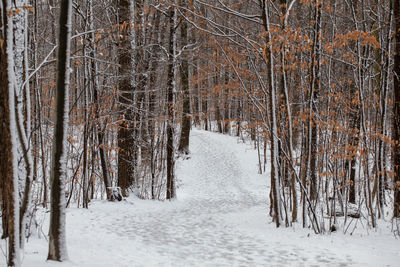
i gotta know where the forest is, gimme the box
[1,0,400,266]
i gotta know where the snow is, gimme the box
[17,129,400,266]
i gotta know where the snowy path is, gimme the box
[22,129,399,267]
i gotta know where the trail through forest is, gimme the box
[22,129,399,267]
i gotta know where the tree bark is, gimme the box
[47,0,72,261]
[308,1,322,202]
[166,4,177,200]
[117,0,135,197]
[1,1,21,265]
[178,3,191,155]
[393,0,400,218]
[261,0,281,227]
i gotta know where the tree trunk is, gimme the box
[261,0,281,227]
[47,0,72,261]
[166,5,177,200]
[308,1,322,202]
[346,109,360,204]
[88,0,112,200]
[178,3,191,155]
[393,0,400,218]
[117,0,135,197]
[1,1,21,265]
[223,71,230,135]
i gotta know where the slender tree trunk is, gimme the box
[178,2,191,155]
[166,4,177,200]
[47,0,72,261]
[223,71,230,135]
[214,68,223,133]
[82,57,89,208]
[279,0,297,222]
[86,0,112,200]
[308,1,322,201]
[345,1,362,205]
[9,0,33,249]
[261,0,281,227]
[376,5,392,210]
[1,1,21,265]
[346,109,360,204]
[393,0,400,218]
[147,11,161,200]
[202,87,209,131]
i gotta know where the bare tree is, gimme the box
[178,0,191,155]
[0,1,21,265]
[166,3,177,200]
[393,0,400,218]
[117,0,136,197]
[260,0,281,227]
[47,0,72,261]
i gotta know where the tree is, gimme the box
[393,0,400,218]
[260,0,281,227]
[178,0,191,155]
[2,4,400,262]
[117,0,136,197]
[0,1,21,265]
[166,2,177,200]
[47,0,72,261]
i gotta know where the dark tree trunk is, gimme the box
[393,0,400,218]
[178,6,191,155]
[98,127,112,200]
[345,1,361,205]
[346,109,360,204]
[117,0,135,197]
[166,6,176,200]
[214,70,223,134]
[47,0,72,261]
[309,1,322,201]
[223,72,230,135]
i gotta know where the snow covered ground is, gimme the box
[15,129,400,266]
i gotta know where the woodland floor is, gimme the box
[18,129,400,266]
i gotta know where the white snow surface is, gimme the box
[19,129,399,266]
